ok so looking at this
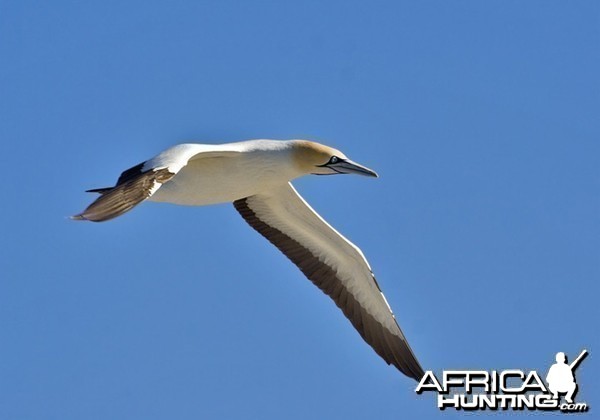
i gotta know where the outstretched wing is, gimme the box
[234,183,424,381]
[73,143,240,222]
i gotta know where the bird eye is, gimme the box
[330,156,339,164]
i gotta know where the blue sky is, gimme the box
[1,1,598,419]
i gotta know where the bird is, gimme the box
[73,139,425,381]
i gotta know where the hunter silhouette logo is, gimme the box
[546,350,587,404]
[415,349,589,413]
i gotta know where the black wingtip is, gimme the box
[86,187,113,194]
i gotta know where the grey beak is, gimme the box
[330,159,379,177]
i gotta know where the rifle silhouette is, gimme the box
[569,349,588,370]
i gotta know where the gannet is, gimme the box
[73,139,425,381]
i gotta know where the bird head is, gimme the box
[291,140,378,178]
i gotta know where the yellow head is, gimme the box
[290,140,378,177]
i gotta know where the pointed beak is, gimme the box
[330,159,379,177]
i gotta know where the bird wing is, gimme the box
[233,182,424,380]
[73,144,241,222]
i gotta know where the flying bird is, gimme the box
[73,139,425,381]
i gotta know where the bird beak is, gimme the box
[330,159,379,177]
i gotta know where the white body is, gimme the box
[148,140,301,206]
[148,141,302,206]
